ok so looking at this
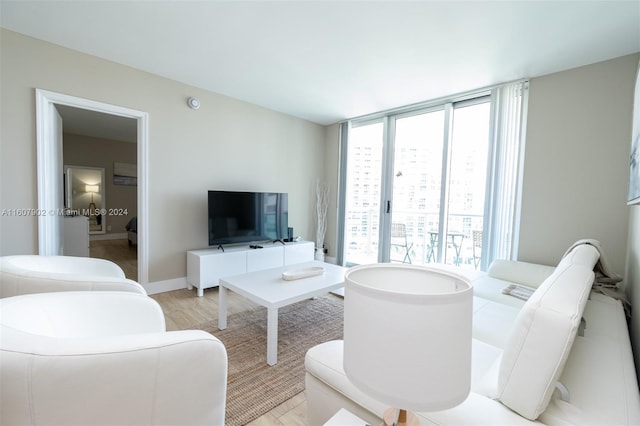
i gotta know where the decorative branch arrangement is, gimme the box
[315,180,330,255]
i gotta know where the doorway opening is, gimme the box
[35,89,149,285]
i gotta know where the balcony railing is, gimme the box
[345,209,483,269]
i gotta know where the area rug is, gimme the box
[195,294,344,426]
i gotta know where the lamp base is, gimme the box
[382,408,420,426]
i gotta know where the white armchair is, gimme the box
[0,291,228,425]
[0,255,146,297]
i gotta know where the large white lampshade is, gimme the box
[343,263,473,422]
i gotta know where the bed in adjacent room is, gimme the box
[125,217,137,246]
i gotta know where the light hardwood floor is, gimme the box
[151,287,310,426]
[89,239,137,280]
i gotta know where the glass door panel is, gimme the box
[342,97,491,269]
[390,110,445,265]
[445,102,490,268]
[344,122,384,265]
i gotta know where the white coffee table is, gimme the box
[218,260,346,366]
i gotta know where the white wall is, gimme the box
[625,63,640,383]
[519,54,638,275]
[629,206,640,381]
[0,29,326,285]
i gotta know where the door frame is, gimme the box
[35,89,149,285]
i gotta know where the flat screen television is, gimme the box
[208,190,288,246]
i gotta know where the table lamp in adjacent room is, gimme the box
[343,263,473,426]
[85,184,99,209]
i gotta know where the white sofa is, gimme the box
[305,243,640,425]
[0,255,146,297]
[0,291,228,425]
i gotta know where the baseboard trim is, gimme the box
[143,277,188,295]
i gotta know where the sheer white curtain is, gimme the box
[482,81,529,269]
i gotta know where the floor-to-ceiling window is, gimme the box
[340,81,528,270]
[343,121,384,265]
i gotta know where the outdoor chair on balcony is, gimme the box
[472,230,483,269]
[390,223,413,264]
[426,231,465,266]
[427,231,438,263]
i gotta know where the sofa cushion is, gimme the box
[472,297,521,349]
[539,295,640,425]
[488,260,556,289]
[497,244,598,420]
[474,261,555,308]
[473,275,529,309]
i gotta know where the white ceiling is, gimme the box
[2,1,639,126]
[56,104,138,143]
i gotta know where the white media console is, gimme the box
[186,240,315,297]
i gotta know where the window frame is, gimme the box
[337,82,527,269]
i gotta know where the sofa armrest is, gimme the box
[1,273,146,297]
[1,330,227,426]
[1,255,147,297]
[488,260,556,289]
[55,256,127,277]
[1,256,126,278]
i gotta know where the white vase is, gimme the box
[315,250,325,262]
